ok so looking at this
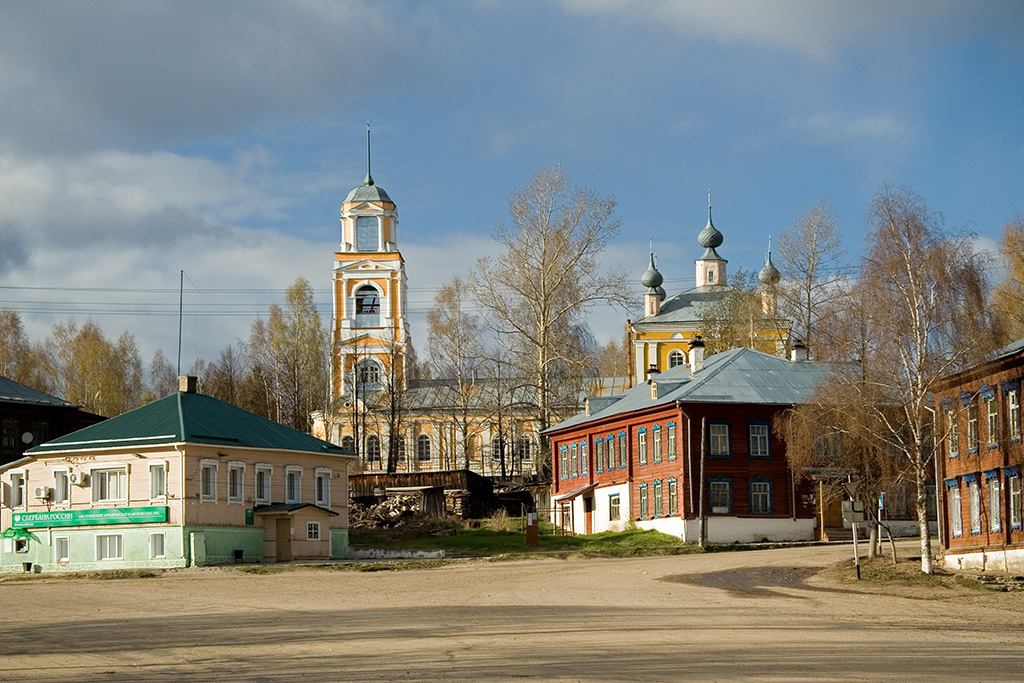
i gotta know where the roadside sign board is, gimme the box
[842,499,865,523]
[842,481,860,499]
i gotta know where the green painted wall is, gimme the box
[331,528,349,559]
[183,526,264,565]
[0,526,186,573]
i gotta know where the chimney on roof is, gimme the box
[689,336,705,374]
[178,376,198,393]
[646,362,659,381]
[790,339,809,362]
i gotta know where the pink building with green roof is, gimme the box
[1,377,355,572]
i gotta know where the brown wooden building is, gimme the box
[934,337,1024,572]
[546,344,823,543]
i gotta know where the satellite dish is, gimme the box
[21,432,34,445]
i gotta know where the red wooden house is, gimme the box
[546,343,823,543]
[934,337,1024,572]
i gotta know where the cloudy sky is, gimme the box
[1,0,1022,374]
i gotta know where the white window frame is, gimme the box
[710,480,731,514]
[10,471,27,509]
[53,468,70,506]
[609,493,620,521]
[54,536,70,563]
[227,461,245,504]
[285,466,302,504]
[710,423,730,457]
[946,410,959,457]
[750,480,772,515]
[950,484,963,537]
[667,423,677,461]
[653,427,662,464]
[1010,474,1022,529]
[969,478,981,534]
[96,534,123,561]
[967,402,979,451]
[255,464,272,505]
[315,468,331,507]
[749,423,770,458]
[1009,389,1021,441]
[91,466,127,504]
[150,532,166,559]
[987,397,999,446]
[417,434,431,462]
[149,462,167,501]
[988,476,1001,533]
[199,459,218,502]
[637,430,647,466]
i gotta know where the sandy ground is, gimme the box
[1,541,1022,682]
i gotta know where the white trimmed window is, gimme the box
[228,462,245,504]
[55,536,69,563]
[668,478,678,515]
[609,493,620,521]
[315,468,331,507]
[750,480,772,514]
[967,402,979,451]
[653,479,663,516]
[710,423,730,457]
[286,466,302,504]
[96,534,123,560]
[53,469,70,505]
[988,475,1001,533]
[668,349,686,368]
[653,427,662,464]
[1010,474,1022,529]
[949,483,963,537]
[150,462,166,501]
[987,398,999,446]
[638,430,647,466]
[638,482,649,518]
[255,464,272,505]
[749,423,770,458]
[10,472,26,508]
[150,532,166,559]
[969,477,981,534]
[946,410,959,457]
[199,460,218,502]
[1009,389,1021,441]
[307,521,321,541]
[417,434,431,462]
[91,467,127,503]
[710,479,731,514]
[667,423,677,461]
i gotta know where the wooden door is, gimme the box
[275,518,292,562]
[584,496,594,534]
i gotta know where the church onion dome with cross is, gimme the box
[628,198,789,386]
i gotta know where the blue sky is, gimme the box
[1,1,1022,371]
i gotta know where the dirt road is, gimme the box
[1,542,1021,682]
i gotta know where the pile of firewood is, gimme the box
[349,495,420,529]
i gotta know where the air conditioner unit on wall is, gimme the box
[69,472,88,486]
[34,486,51,500]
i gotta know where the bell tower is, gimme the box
[331,127,410,403]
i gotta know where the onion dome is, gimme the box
[698,205,723,249]
[641,253,664,289]
[759,247,781,286]
[656,285,667,300]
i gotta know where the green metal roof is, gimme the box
[26,391,353,457]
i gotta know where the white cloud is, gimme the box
[789,111,910,145]
[554,0,1024,62]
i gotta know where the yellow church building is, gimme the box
[628,204,790,386]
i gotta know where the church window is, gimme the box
[355,285,381,327]
[707,268,716,284]
[516,436,531,461]
[365,436,381,464]
[357,361,381,386]
[417,435,431,462]
[668,350,685,368]
[356,216,379,251]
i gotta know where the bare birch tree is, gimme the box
[776,201,847,356]
[991,215,1024,344]
[785,184,993,574]
[472,166,632,476]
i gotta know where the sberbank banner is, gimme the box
[11,506,168,528]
